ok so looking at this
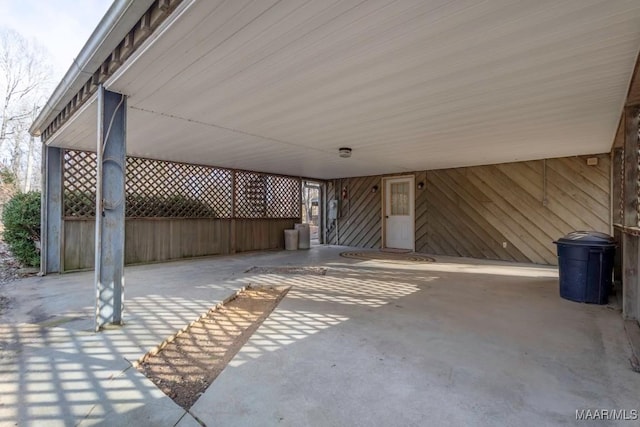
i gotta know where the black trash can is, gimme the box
[553,231,615,304]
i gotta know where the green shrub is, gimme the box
[2,192,41,267]
[63,190,218,218]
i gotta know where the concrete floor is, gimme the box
[0,246,638,426]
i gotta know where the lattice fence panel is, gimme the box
[64,150,97,218]
[126,157,232,218]
[63,150,301,219]
[235,171,267,218]
[266,175,301,218]
[617,147,624,225]
[235,172,300,218]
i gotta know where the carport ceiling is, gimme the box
[47,0,640,179]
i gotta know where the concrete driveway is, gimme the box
[0,247,638,426]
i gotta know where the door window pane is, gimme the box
[390,182,409,215]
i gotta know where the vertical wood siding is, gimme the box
[612,148,623,281]
[234,219,297,252]
[63,219,95,271]
[63,218,298,271]
[125,219,231,264]
[327,154,610,265]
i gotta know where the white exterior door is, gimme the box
[384,176,415,250]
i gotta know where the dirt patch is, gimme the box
[137,286,288,410]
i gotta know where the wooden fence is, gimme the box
[60,150,300,271]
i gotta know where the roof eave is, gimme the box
[30,0,155,137]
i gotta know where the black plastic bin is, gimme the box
[553,231,615,304]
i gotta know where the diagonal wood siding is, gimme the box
[421,155,610,265]
[326,176,382,248]
[328,154,610,265]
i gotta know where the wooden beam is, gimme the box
[40,0,186,143]
[139,12,152,36]
[626,51,640,106]
[108,47,122,72]
[622,234,639,320]
[230,170,236,254]
[623,107,639,228]
[623,106,640,320]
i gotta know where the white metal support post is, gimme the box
[95,85,127,330]
[41,146,63,274]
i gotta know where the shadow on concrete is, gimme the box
[0,247,636,426]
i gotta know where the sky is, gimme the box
[0,0,113,81]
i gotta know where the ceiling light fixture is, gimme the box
[338,147,352,158]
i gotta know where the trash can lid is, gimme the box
[554,231,616,246]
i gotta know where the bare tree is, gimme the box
[0,27,52,192]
